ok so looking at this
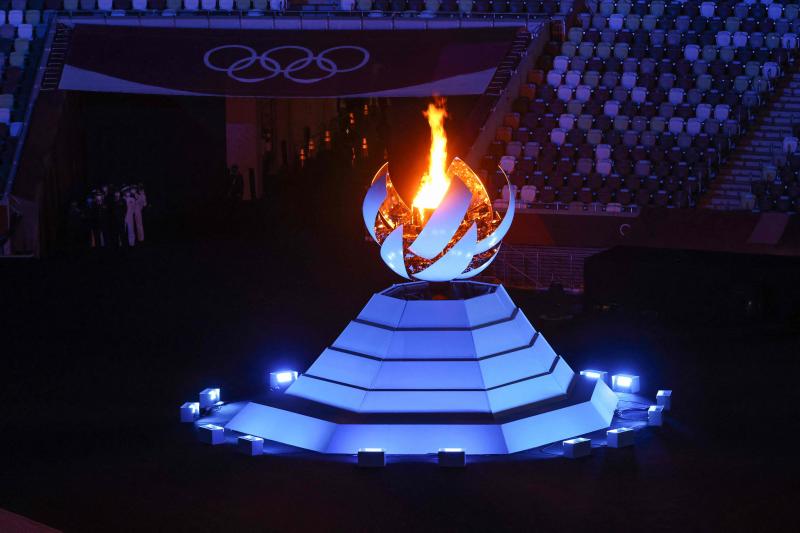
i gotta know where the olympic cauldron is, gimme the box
[223,105,617,455]
[362,158,514,282]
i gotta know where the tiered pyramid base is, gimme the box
[226,281,617,454]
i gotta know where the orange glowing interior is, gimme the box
[412,100,450,219]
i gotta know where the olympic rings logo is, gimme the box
[203,45,370,84]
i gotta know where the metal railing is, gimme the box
[491,244,604,291]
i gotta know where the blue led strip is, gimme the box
[327,331,541,362]
[301,353,560,392]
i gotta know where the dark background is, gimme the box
[1,94,799,532]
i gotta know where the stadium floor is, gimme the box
[1,157,798,532]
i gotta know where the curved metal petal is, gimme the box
[409,177,473,260]
[455,245,501,279]
[474,168,515,255]
[413,223,478,282]
[362,163,390,242]
[380,225,409,279]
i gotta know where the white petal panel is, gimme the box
[474,168,515,255]
[414,223,478,282]
[474,200,515,255]
[456,245,500,279]
[380,225,409,279]
[408,178,473,260]
[362,164,389,242]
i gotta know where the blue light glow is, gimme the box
[359,448,384,453]
[440,448,465,453]
[611,374,640,393]
[276,371,297,384]
[581,371,602,379]
[201,424,223,430]
[199,388,221,408]
[269,370,299,391]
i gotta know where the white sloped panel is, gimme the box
[225,402,337,453]
[471,311,536,357]
[462,286,517,326]
[359,390,491,413]
[550,355,575,390]
[332,321,393,358]
[305,348,382,389]
[485,373,566,413]
[285,376,367,412]
[398,299,470,328]
[370,360,485,389]
[500,399,613,453]
[356,293,407,328]
[478,344,556,388]
[386,329,476,359]
[326,423,508,454]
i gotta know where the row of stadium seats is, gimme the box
[485,0,799,210]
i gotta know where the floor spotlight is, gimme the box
[357,448,385,467]
[611,374,640,393]
[199,387,221,408]
[180,402,199,422]
[562,437,591,458]
[198,424,225,445]
[656,390,672,410]
[437,448,466,468]
[648,406,664,427]
[580,370,609,383]
[269,371,299,391]
[237,435,264,456]
[607,427,635,448]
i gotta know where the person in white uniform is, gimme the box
[123,187,137,247]
[132,184,147,243]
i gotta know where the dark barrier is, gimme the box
[59,25,519,97]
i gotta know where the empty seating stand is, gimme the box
[484,0,799,210]
[0,1,48,191]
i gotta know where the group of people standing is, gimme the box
[67,184,148,250]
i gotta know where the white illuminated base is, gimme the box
[563,437,591,458]
[198,424,225,445]
[237,435,264,456]
[226,282,618,454]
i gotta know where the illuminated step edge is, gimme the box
[330,310,536,360]
[224,379,618,454]
[285,356,572,413]
[297,334,558,391]
[356,281,516,329]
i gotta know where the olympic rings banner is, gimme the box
[59,25,519,98]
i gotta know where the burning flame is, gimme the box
[412,100,450,219]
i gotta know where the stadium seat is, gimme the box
[520,185,537,204]
[17,23,32,39]
[8,10,23,26]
